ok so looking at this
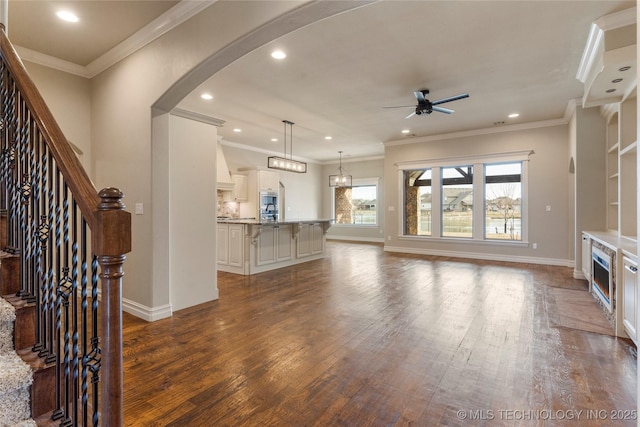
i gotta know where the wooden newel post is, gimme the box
[94,188,131,427]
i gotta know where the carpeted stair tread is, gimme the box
[0,297,15,355]
[0,351,33,426]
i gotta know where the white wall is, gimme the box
[383,124,572,265]
[24,61,92,172]
[572,105,606,275]
[168,114,218,311]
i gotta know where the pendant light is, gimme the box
[268,120,307,173]
[329,151,352,187]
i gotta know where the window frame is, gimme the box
[397,150,532,245]
[332,177,380,227]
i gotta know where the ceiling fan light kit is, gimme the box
[329,151,352,187]
[268,120,307,173]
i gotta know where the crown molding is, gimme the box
[384,117,568,148]
[576,6,636,84]
[15,45,89,77]
[16,0,216,79]
[86,1,216,78]
[170,108,225,127]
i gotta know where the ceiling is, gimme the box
[6,1,637,164]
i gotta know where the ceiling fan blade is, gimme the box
[404,111,416,119]
[413,90,427,103]
[431,93,469,106]
[432,106,454,114]
[383,105,415,109]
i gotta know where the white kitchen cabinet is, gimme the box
[622,255,638,343]
[297,223,324,258]
[217,224,229,265]
[258,170,279,191]
[232,174,248,202]
[218,223,247,273]
[256,225,293,266]
[228,224,245,267]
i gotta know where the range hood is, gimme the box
[217,142,235,190]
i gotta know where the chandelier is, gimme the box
[268,120,307,173]
[329,151,352,187]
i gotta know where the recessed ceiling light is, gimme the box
[271,50,286,60]
[271,138,278,142]
[233,128,242,133]
[200,93,213,100]
[325,136,333,140]
[619,66,631,72]
[401,129,410,134]
[508,113,519,118]
[606,89,616,93]
[57,10,79,22]
[612,78,623,83]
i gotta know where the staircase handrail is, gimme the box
[0,24,130,426]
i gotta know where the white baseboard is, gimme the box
[327,236,385,243]
[573,269,587,280]
[383,245,573,267]
[123,298,172,322]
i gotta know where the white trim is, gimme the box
[327,236,384,243]
[576,7,636,83]
[171,108,225,127]
[395,150,534,170]
[122,299,172,322]
[16,1,216,78]
[385,118,566,148]
[383,245,573,268]
[15,45,89,78]
[86,1,216,77]
[576,22,603,84]
[593,6,637,32]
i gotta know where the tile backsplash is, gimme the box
[217,190,239,218]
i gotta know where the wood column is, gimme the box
[94,188,131,427]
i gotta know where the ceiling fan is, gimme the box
[385,89,469,119]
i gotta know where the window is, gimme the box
[441,165,473,238]
[334,179,378,225]
[399,151,530,243]
[404,169,432,235]
[485,163,522,240]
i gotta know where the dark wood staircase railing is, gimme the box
[0,24,131,426]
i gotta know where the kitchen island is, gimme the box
[216,219,333,275]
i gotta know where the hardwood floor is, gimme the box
[122,241,637,426]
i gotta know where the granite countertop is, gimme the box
[217,218,334,225]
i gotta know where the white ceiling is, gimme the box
[6,1,637,164]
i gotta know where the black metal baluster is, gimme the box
[33,214,48,354]
[71,198,80,425]
[47,166,61,363]
[80,218,89,427]
[90,255,100,426]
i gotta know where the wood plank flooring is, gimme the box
[122,241,637,426]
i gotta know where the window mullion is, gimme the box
[432,167,442,237]
[473,162,485,240]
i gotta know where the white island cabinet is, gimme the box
[217,219,332,275]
